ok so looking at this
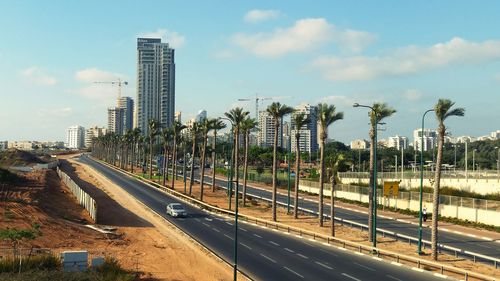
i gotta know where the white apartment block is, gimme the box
[108,107,125,135]
[0,141,9,150]
[258,111,282,148]
[290,103,318,153]
[413,128,437,152]
[350,139,369,150]
[85,126,107,148]
[7,141,35,150]
[66,126,85,149]
[491,130,500,140]
[387,135,409,150]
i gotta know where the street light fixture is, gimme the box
[353,102,380,247]
[418,109,434,254]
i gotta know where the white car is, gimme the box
[166,203,187,217]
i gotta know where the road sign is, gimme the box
[383,181,399,197]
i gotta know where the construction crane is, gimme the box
[238,93,273,122]
[93,78,128,99]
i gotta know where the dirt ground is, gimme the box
[1,156,239,281]
[133,167,499,279]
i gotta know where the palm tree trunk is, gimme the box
[149,139,153,179]
[368,129,375,242]
[331,177,335,236]
[164,148,170,183]
[212,131,217,192]
[319,139,325,227]
[294,135,301,219]
[272,121,279,222]
[242,131,249,206]
[200,134,208,201]
[189,137,196,195]
[131,143,135,173]
[162,145,168,186]
[171,139,177,189]
[234,128,240,207]
[431,124,445,260]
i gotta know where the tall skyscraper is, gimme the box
[258,111,282,148]
[290,103,318,154]
[117,96,134,132]
[136,38,175,135]
[108,107,125,135]
[66,125,85,149]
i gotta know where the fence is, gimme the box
[339,170,500,180]
[56,167,97,222]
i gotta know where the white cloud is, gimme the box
[311,37,500,81]
[37,107,73,118]
[19,66,57,86]
[244,9,281,23]
[74,68,128,102]
[317,95,355,107]
[231,18,375,58]
[404,89,423,101]
[140,28,186,48]
[213,49,237,59]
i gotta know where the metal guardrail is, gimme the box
[56,167,97,222]
[340,170,500,180]
[93,157,498,280]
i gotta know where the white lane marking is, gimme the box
[240,242,252,250]
[225,222,233,226]
[224,234,234,240]
[269,241,280,246]
[411,267,424,272]
[204,217,212,221]
[386,274,403,281]
[212,227,220,233]
[341,273,362,281]
[284,266,304,278]
[315,261,333,270]
[372,257,383,261]
[260,253,277,263]
[239,227,247,232]
[284,248,295,253]
[390,261,402,266]
[433,273,448,279]
[202,222,210,227]
[194,218,200,222]
[354,262,375,271]
[253,233,263,238]
[297,253,309,259]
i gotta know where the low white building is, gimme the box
[350,139,369,150]
[7,141,35,150]
[387,135,409,150]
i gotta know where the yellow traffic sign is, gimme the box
[383,181,399,197]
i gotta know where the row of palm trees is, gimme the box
[91,98,463,262]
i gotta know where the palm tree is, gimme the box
[188,122,201,196]
[266,102,294,221]
[317,103,344,227]
[367,103,396,241]
[148,119,160,179]
[160,128,172,186]
[291,112,310,218]
[211,119,227,192]
[199,118,216,201]
[431,99,465,260]
[326,153,344,236]
[241,117,258,206]
[224,107,250,208]
[130,128,141,173]
[171,121,187,189]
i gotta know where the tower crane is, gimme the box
[238,93,273,122]
[93,78,128,99]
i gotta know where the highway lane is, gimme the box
[79,156,445,281]
[193,170,500,260]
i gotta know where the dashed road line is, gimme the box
[284,248,295,253]
[253,233,263,238]
[269,241,280,246]
[354,262,375,271]
[240,242,252,250]
[260,253,277,263]
[341,273,361,281]
[297,253,309,259]
[212,227,220,233]
[225,222,233,226]
[315,261,333,270]
[202,222,210,227]
[284,266,304,278]
[386,274,403,281]
[239,227,247,232]
[224,234,234,240]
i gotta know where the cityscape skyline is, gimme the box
[1,1,500,143]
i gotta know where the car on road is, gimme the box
[166,203,187,217]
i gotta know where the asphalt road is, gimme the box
[192,170,500,260]
[79,156,445,281]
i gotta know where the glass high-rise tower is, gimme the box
[136,38,175,135]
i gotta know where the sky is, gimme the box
[1,1,500,144]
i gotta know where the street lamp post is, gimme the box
[287,137,292,213]
[473,149,477,177]
[183,140,187,193]
[353,103,380,247]
[454,144,457,173]
[496,147,499,180]
[418,109,434,254]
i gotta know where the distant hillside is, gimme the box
[0,149,47,167]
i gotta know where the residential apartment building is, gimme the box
[108,107,125,135]
[387,135,409,150]
[413,129,437,152]
[290,103,318,154]
[66,126,85,149]
[7,141,35,150]
[117,96,134,132]
[0,141,8,150]
[350,139,369,150]
[85,126,107,148]
[258,111,282,148]
[136,38,175,135]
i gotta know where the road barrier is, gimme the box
[94,157,498,281]
[56,167,97,222]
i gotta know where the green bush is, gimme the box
[0,255,61,273]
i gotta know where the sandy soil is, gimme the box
[0,156,240,281]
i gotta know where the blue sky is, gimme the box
[1,1,500,143]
